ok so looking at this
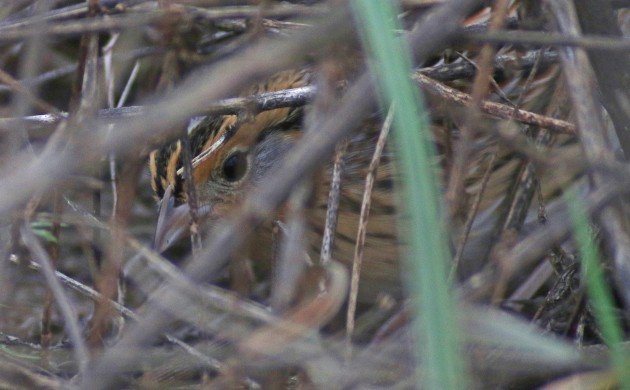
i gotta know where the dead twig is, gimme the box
[445,0,510,220]
[449,151,497,282]
[0,49,565,132]
[0,6,354,223]
[62,194,277,324]
[0,68,63,116]
[0,12,165,41]
[546,0,630,309]
[414,73,576,134]
[346,106,393,351]
[0,46,160,94]
[0,0,145,29]
[320,140,348,264]
[573,0,630,159]
[487,50,565,301]
[0,86,316,131]
[239,261,348,360]
[419,49,559,83]
[20,226,90,374]
[269,185,309,313]
[40,191,63,365]
[183,3,327,20]
[80,2,481,385]
[179,132,204,254]
[18,253,260,388]
[467,30,630,51]
[461,179,629,302]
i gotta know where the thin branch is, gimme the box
[117,61,141,109]
[19,254,260,388]
[573,0,630,159]
[103,33,120,110]
[449,151,497,282]
[0,12,164,41]
[346,107,393,351]
[492,49,562,255]
[546,0,630,310]
[0,3,325,42]
[414,73,576,134]
[2,75,577,139]
[420,49,559,83]
[0,48,562,133]
[461,180,629,302]
[81,0,481,381]
[507,260,554,306]
[0,4,351,219]
[20,226,90,375]
[270,183,309,313]
[239,260,348,359]
[0,0,147,29]
[0,68,63,116]
[0,46,161,94]
[183,3,327,20]
[470,0,511,104]
[445,0,511,219]
[467,30,630,51]
[180,131,204,254]
[88,163,141,348]
[320,140,348,264]
[454,51,512,104]
[62,195,276,323]
[467,48,554,288]
[40,190,63,364]
[0,86,316,131]
[124,237,276,323]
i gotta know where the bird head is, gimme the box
[149,70,310,251]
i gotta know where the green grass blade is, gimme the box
[351,1,466,388]
[566,189,628,386]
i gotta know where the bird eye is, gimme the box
[221,150,248,182]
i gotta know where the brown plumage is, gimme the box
[149,6,583,302]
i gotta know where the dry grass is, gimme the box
[0,0,629,388]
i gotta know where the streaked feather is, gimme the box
[149,5,582,301]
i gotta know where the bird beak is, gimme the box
[153,185,210,252]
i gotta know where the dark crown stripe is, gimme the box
[255,106,304,143]
[190,116,225,157]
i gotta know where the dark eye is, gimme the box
[221,150,248,182]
